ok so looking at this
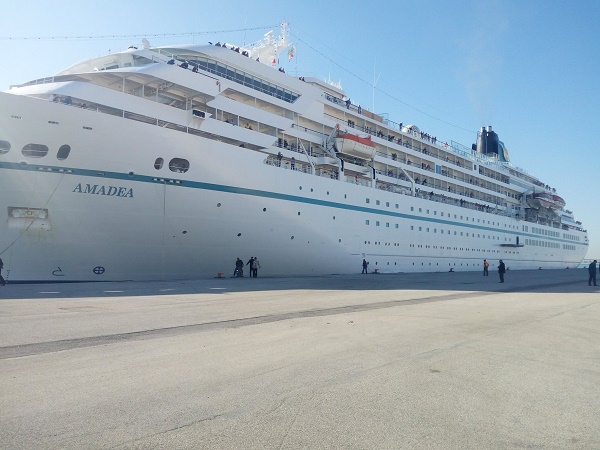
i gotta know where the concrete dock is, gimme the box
[1,269,598,449]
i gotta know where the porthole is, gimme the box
[327,191,330,195]
[154,158,164,170]
[217,203,222,207]
[299,186,302,190]
[263,208,266,212]
[237,233,241,237]
[338,239,341,243]
[310,188,313,192]
[22,143,48,158]
[0,140,11,154]
[291,236,294,239]
[182,230,187,234]
[169,158,189,173]
[297,212,301,215]
[333,216,335,220]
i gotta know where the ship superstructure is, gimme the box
[0,24,588,281]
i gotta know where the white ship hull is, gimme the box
[0,94,587,282]
[0,31,589,281]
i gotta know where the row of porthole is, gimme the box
[0,143,191,176]
[154,157,190,173]
[409,244,506,252]
[215,204,524,254]
[233,231,342,244]
[218,203,341,221]
[0,141,71,160]
[411,206,509,227]
[298,185,345,199]
[361,262,504,267]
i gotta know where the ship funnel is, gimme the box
[475,126,500,158]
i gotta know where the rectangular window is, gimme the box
[365,220,370,225]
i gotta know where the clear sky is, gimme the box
[1,0,598,259]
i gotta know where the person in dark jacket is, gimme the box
[246,257,255,278]
[498,260,506,283]
[234,258,244,277]
[362,259,368,274]
[0,257,5,286]
[589,260,598,286]
[483,259,489,276]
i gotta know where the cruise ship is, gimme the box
[0,24,588,282]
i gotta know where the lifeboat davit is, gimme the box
[334,132,376,160]
[552,195,566,209]
[527,193,554,210]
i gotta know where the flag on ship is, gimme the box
[288,46,295,62]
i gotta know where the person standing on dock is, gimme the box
[234,258,244,277]
[0,257,5,286]
[483,259,489,276]
[251,257,260,278]
[498,260,506,283]
[362,259,368,274]
[246,257,255,278]
[589,260,598,286]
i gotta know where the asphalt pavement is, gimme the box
[0,269,598,449]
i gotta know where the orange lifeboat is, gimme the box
[552,195,566,209]
[334,132,376,160]
[527,193,554,210]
